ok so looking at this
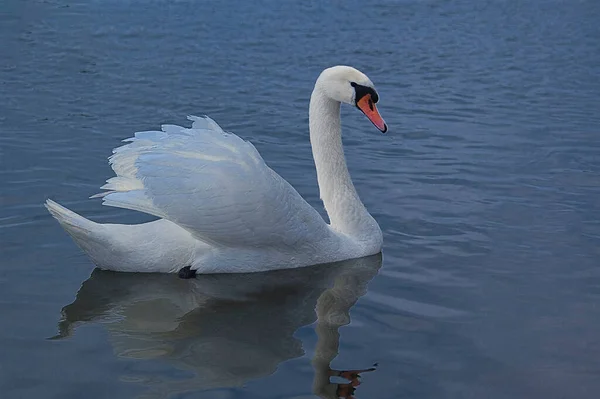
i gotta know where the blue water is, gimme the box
[1,0,600,398]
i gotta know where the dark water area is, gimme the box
[1,0,600,398]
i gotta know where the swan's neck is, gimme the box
[309,87,381,241]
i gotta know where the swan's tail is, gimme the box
[45,199,198,273]
[45,199,113,268]
[45,199,97,238]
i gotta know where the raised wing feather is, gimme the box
[96,116,329,248]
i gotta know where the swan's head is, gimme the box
[317,65,387,133]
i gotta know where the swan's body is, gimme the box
[46,66,387,274]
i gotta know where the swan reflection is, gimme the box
[55,254,382,398]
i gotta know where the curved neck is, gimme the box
[309,86,375,237]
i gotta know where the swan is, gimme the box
[45,65,388,276]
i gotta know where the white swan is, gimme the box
[45,65,387,275]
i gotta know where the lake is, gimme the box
[1,0,599,398]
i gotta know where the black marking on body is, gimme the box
[178,266,196,279]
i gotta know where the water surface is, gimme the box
[1,0,599,398]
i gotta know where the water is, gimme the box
[1,0,599,398]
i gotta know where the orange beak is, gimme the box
[356,94,387,133]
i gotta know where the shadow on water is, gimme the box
[52,254,383,398]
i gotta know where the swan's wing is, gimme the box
[94,116,330,248]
